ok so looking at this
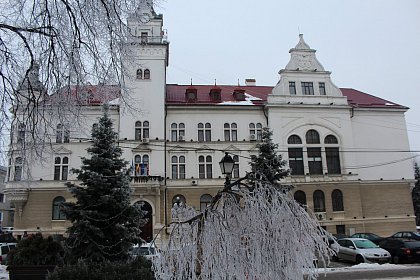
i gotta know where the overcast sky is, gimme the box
[158,0,420,153]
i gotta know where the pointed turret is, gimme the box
[18,62,46,94]
[284,34,325,72]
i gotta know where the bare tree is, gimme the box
[0,0,157,163]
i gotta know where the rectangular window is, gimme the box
[205,129,211,142]
[198,130,204,142]
[0,194,4,203]
[171,130,177,142]
[54,166,61,181]
[288,148,304,175]
[301,82,314,95]
[171,165,178,179]
[224,130,230,141]
[179,165,186,179]
[336,225,346,235]
[326,147,341,174]
[319,82,326,95]
[206,163,212,179]
[199,164,205,179]
[62,166,69,180]
[289,82,296,95]
[307,147,322,175]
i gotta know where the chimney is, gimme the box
[245,79,256,86]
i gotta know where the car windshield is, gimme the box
[354,239,378,249]
[413,232,420,237]
[367,233,381,238]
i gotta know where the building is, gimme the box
[0,166,14,229]
[4,2,416,241]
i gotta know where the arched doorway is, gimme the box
[137,201,153,242]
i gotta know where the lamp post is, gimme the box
[219,152,235,190]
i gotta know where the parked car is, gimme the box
[350,233,385,245]
[0,233,16,243]
[1,227,14,233]
[334,238,391,264]
[390,231,420,241]
[379,238,420,264]
[0,242,17,264]
[130,242,159,260]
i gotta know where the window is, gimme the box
[141,32,148,43]
[17,123,25,143]
[54,156,69,180]
[136,69,142,79]
[172,195,186,207]
[198,123,211,142]
[249,123,263,140]
[324,135,338,144]
[319,82,326,95]
[313,190,325,212]
[134,155,149,176]
[332,189,344,211]
[288,148,304,175]
[144,69,150,79]
[301,82,314,95]
[326,147,341,174]
[171,155,186,179]
[224,123,237,141]
[307,147,322,175]
[306,129,320,144]
[0,193,4,203]
[14,157,23,181]
[135,121,149,140]
[289,82,296,95]
[287,135,302,144]
[336,225,346,235]
[198,155,212,179]
[200,194,213,211]
[232,155,240,178]
[52,196,66,220]
[171,123,185,141]
[56,124,70,143]
[294,190,306,206]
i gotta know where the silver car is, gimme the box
[335,238,391,264]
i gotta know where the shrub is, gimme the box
[47,257,155,280]
[8,233,64,266]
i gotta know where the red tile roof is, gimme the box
[48,84,407,109]
[166,84,407,109]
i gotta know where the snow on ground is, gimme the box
[0,265,8,280]
[318,262,410,274]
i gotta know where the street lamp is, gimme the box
[219,152,235,188]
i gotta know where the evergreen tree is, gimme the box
[63,105,145,263]
[412,163,420,225]
[250,128,289,185]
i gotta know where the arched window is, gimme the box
[135,121,150,140]
[198,123,211,142]
[172,195,186,207]
[136,69,143,79]
[313,190,326,212]
[224,123,237,141]
[325,135,338,144]
[134,154,149,176]
[171,155,186,179]
[52,196,66,220]
[198,155,212,179]
[144,69,150,79]
[249,123,263,140]
[14,157,23,181]
[171,123,185,141]
[294,190,307,206]
[200,194,213,211]
[306,129,320,144]
[332,189,344,211]
[54,156,69,180]
[56,124,70,143]
[287,135,302,144]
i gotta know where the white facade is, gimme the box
[4,4,416,239]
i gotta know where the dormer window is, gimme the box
[185,87,197,102]
[301,82,314,95]
[209,87,221,102]
[141,32,148,43]
[233,88,246,101]
[319,82,326,95]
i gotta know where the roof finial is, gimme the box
[214,79,217,86]
[237,79,240,86]
[190,78,193,86]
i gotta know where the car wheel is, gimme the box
[355,255,364,264]
[392,255,400,264]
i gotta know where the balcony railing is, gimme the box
[131,35,168,45]
[130,175,164,184]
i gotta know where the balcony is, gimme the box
[130,175,164,185]
[130,35,168,45]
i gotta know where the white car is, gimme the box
[131,242,159,260]
[335,238,391,264]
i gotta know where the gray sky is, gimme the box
[159,0,420,153]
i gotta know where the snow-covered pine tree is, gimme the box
[63,105,145,263]
[250,127,288,186]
